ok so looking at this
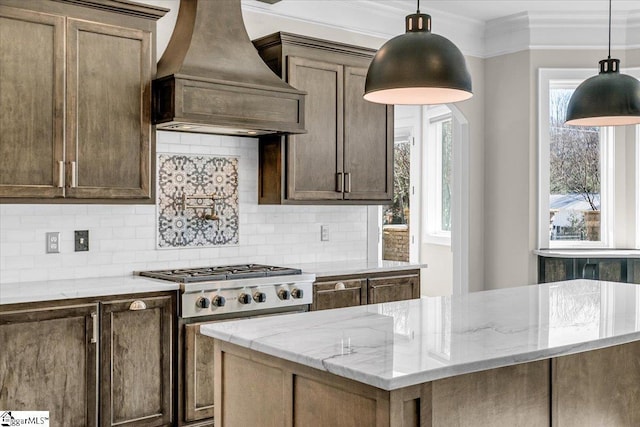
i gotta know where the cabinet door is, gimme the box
[368,273,420,305]
[0,6,65,198]
[343,66,393,201]
[311,279,367,311]
[287,56,344,200]
[184,323,216,422]
[630,259,640,284]
[0,302,98,426]
[66,19,152,199]
[101,294,174,427]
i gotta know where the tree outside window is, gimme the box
[549,87,601,241]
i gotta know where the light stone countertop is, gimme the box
[291,260,426,278]
[201,279,640,391]
[0,275,178,305]
[534,249,640,258]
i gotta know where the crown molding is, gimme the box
[242,0,485,57]
[242,1,639,59]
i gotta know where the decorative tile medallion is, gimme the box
[157,154,239,248]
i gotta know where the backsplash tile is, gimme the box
[157,154,239,248]
[0,132,369,284]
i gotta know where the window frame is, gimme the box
[424,106,453,246]
[538,68,614,249]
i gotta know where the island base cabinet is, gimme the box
[213,340,640,427]
[552,341,640,426]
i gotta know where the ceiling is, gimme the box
[334,1,639,23]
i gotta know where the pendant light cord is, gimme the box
[608,0,611,59]
[417,0,420,14]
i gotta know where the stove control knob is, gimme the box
[253,292,267,303]
[277,289,290,300]
[212,295,226,307]
[196,297,210,309]
[238,293,252,305]
[291,288,304,299]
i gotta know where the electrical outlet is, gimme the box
[46,232,60,254]
[75,230,89,252]
[321,225,329,241]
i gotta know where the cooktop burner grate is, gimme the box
[138,264,302,283]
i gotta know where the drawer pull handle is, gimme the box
[334,282,346,290]
[129,300,147,310]
[90,312,98,344]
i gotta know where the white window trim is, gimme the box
[538,68,615,249]
[424,106,452,246]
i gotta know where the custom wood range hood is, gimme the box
[152,0,306,136]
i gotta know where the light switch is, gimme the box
[75,230,89,252]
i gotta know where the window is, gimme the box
[539,69,614,248]
[425,106,453,245]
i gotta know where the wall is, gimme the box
[483,47,639,289]
[484,51,531,289]
[0,132,368,284]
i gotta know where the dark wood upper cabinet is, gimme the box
[0,6,65,198]
[0,0,164,203]
[254,32,394,204]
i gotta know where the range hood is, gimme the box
[152,0,305,136]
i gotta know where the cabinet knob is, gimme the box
[129,300,147,310]
[334,282,346,290]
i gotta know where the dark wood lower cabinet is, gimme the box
[538,256,638,284]
[101,295,174,427]
[311,269,421,311]
[0,292,176,427]
[0,302,98,427]
[368,274,420,305]
[183,323,216,423]
[312,278,367,311]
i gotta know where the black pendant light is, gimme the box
[565,0,640,126]
[363,0,472,105]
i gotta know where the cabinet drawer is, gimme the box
[368,274,420,305]
[311,278,367,311]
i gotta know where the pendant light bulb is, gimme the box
[363,0,472,105]
[565,0,640,126]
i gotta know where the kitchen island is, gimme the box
[201,279,640,426]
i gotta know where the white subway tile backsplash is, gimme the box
[0,132,370,283]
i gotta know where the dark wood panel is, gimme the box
[311,278,367,311]
[343,66,393,201]
[294,375,377,426]
[220,351,288,427]
[542,258,570,283]
[66,18,152,199]
[0,303,98,427]
[597,259,623,282]
[552,341,640,426]
[368,273,420,305]
[286,56,344,200]
[432,360,550,426]
[630,259,640,284]
[0,6,64,198]
[100,295,174,427]
[184,323,216,422]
